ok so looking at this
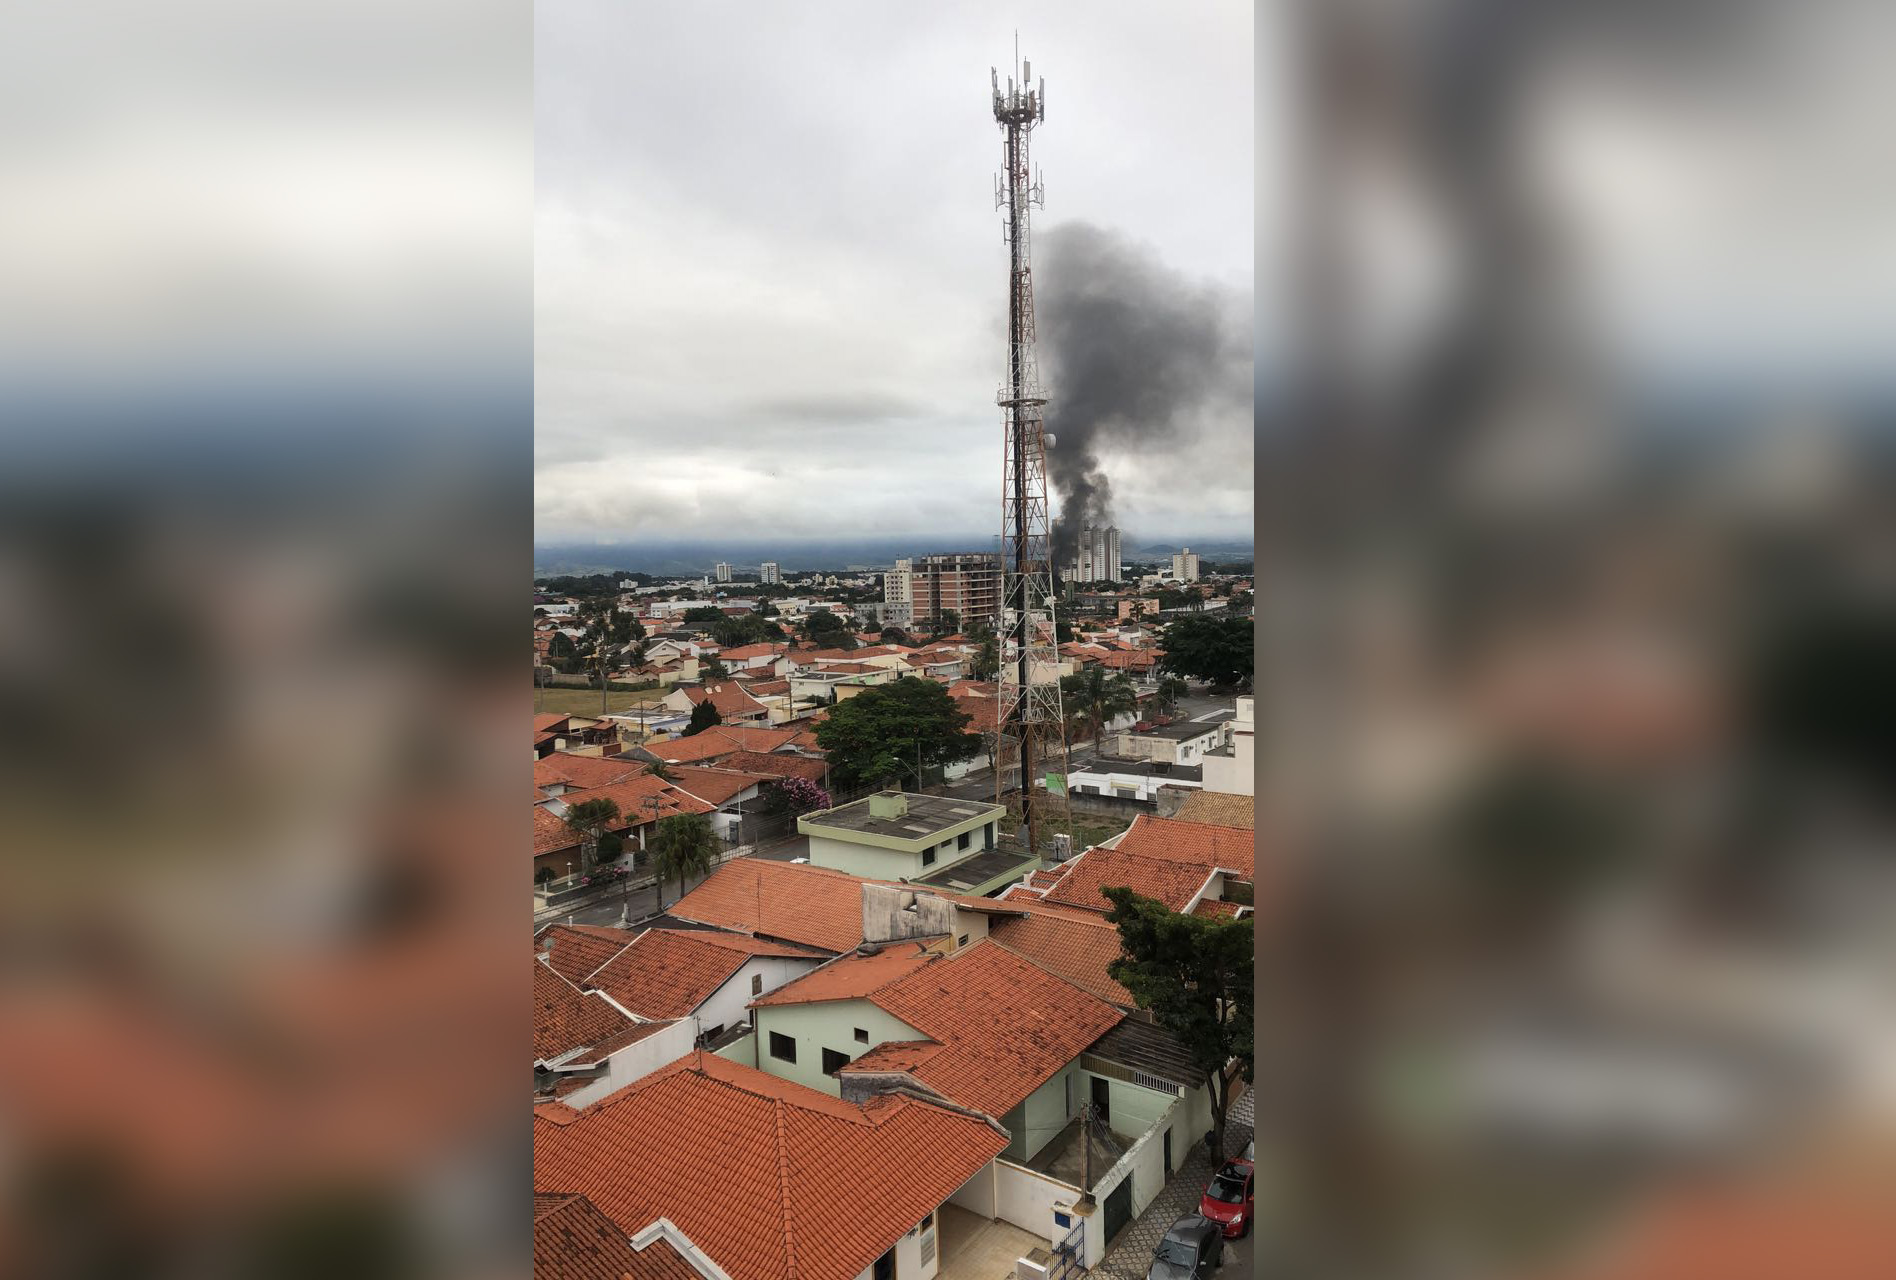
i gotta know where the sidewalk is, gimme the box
[1090,1085,1254,1278]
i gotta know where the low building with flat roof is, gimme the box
[798,791,1034,893]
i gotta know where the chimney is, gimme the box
[869,791,908,820]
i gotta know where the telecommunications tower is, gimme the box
[990,49,1069,856]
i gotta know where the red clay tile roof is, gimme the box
[534,1192,645,1280]
[1170,792,1256,830]
[1114,814,1256,877]
[536,752,651,791]
[841,1039,942,1074]
[558,776,715,827]
[680,683,769,717]
[716,751,827,784]
[539,924,635,985]
[641,726,799,764]
[663,765,767,808]
[743,679,791,697]
[718,643,789,662]
[535,959,637,1063]
[853,940,1123,1117]
[589,929,822,1020]
[1190,899,1243,919]
[1041,847,1214,914]
[535,714,572,733]
[533,1051,1006,1280]
[536,806,584,857]
[749,939,945,1008]
[667,861,869,953]
[988,913,1135,1007]
[562,1018,682,1068]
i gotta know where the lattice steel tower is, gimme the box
[991,50,1069,856]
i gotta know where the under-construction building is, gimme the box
[899,552,1000,632]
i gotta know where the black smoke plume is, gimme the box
[1034,222,1251,567]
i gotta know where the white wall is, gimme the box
[1013,1064,1080,1161]
[694,955,823,1042]
[714,1028,757,1068]
[559,1018,697,1109]
[949,1163,998,1219]
[1079,1092,1186,1267]
[993,1158,1079,1244]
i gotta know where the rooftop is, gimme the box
[1086,1017,1203,1093]
[533,1052,1005,1280]
[666,860,871,953]
[1074,756,1205,782]
[534,959,636,1065]
[988,911,1134,1007]
[538,924,635,986]
[911,844,1041,896]
[1040,847,1214,915]
[589,929,826,1020]
[1114,814,1256,878]
[801,791,1003,843]
[1170,792,1256,829]
[749,938,945,1008]
[1127,720,1225,741]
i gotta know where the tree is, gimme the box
[702,655,729,680]
[1060,667,1138,744]
[815,676,984,791]
[1228,589,1254,614]
[1159,615,1253,690]
[1104,887,1254,1162]
[682,605,726,624]
[650,812,720,910]
[683,698,723,737]
[880,626,911,647]
[1156,675,1191,713]
[561,797,621,873]
[763,776,831,816]
[803,611,856,651]
[1055,618,1075,644]
[934,609,961,638]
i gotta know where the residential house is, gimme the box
[661,765,772,843]
[1110,720,1229,767]
[1049,757,1203,803]
[661,682,770,726]
[577,927,826,1049]
[539,774,715,866]
[533,958,696,1108]
[534,1051,1007,1280]
[1170,790,1255,829]
[633,725,805,768]
[798,791,1033,898]
[1198,695,1254,797]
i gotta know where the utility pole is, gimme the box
[989,48,1071,859]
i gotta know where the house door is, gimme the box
[1162,1128,1172,1174]
[1103,1177,1134,1246]
[1091,1075,1111,1127]
[873,1247,895,1280]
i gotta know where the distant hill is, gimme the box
[535,533,1253,578]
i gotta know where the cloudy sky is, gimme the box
[534,2,1256,549]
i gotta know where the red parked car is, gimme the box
[1197,1158,1254,1238]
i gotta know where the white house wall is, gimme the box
[559,1018,697,1110]
[992,1159,1078,1245]
[695,955,824,1043]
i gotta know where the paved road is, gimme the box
[537,832,813,930]
[1091,1086,1255,1279]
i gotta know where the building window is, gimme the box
[822,1048,848,1076]
[957,831,971,851]
[958,934,969,947]
[985,822,995,847]
[768,1032,796,1063]
[854,1027,869,1044]
[751,973,764,996]
[922,847,935,866]
[1053,1211,1072,1229]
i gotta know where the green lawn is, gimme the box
[1003,802,1129,853]
[533,684,664,717]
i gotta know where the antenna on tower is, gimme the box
[987,46,1071,859]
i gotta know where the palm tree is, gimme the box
[650,812,720,910]
[1060,667,1139,745]
[562,797,621,873]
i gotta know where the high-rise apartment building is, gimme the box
[1171,548,1201,582]
[882,558,914,627]
[1070,525,1122,584]
[714,562,732,583]
[759,561,781,585]
[913,552,999,631]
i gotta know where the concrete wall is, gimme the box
[949,1163,998,1218]
[559,1018,698,1109]
[1092,1072,1175,1140]
[1011,1064,1080,1162]
[1080,1092,1187,1268]
[993,1158,1079,1245]
[751,999,922,1097]
[812,833,926,881]
[1200,727,1254,797]
[714,1027,757,1068]
[862,884,960,945]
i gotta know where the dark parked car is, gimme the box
[1146,1214,1225,1279]
[1198,1158,1255,1238]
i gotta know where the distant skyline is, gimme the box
[535,2,1256,546]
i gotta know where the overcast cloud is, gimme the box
[534,1,1256,549]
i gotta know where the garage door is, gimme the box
[1103,1177,1134,1246]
